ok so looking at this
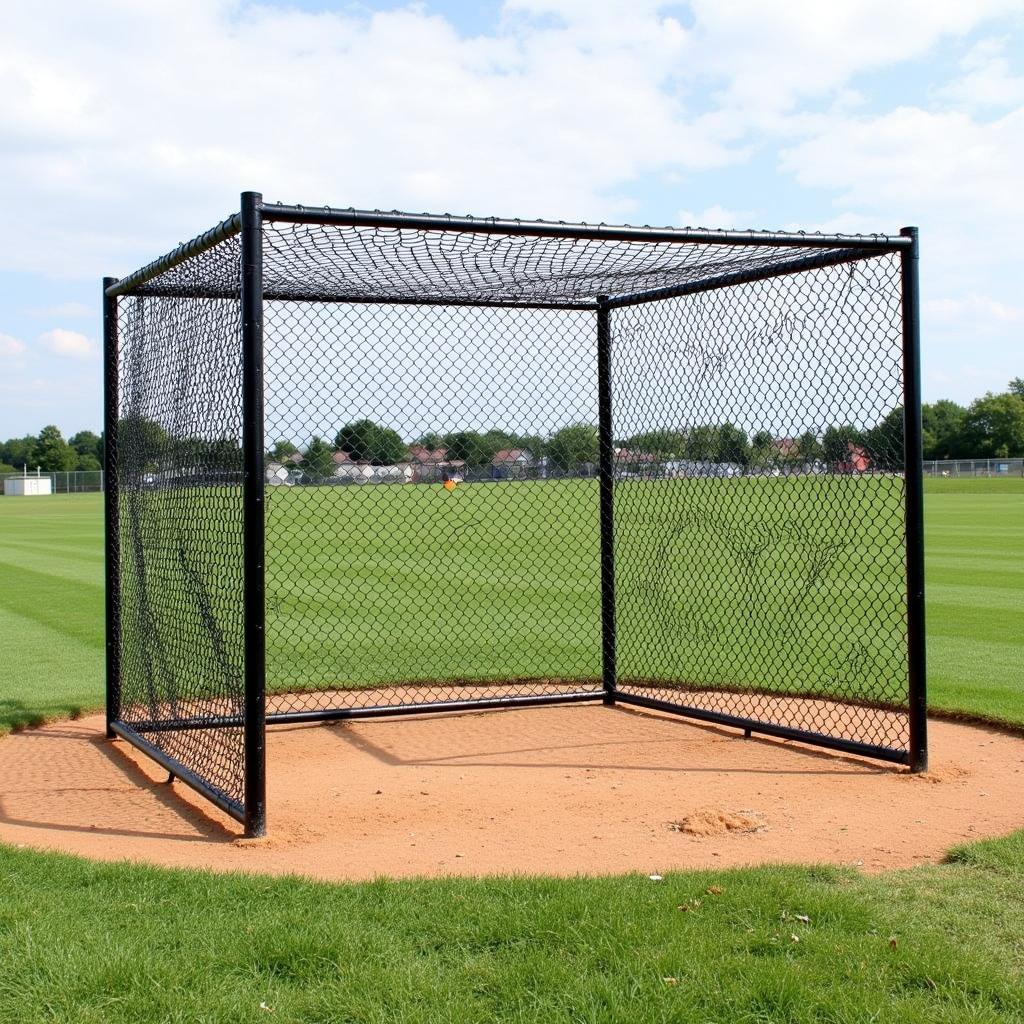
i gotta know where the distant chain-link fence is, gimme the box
[0,470,104,493]
[923,458,1023,477]
[7,459,1018,496]
[105,195,925,835]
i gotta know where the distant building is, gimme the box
[773,437,800,459]
[265,461,292,486]
[490,448,533,479]
[613,448,658,478]
[838,443,871,474]
[407,445,448,465]
[406,445,467,482]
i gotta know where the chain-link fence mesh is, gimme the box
[108,203,918,826]
[263,299,604,714]
[113,233,247,814]
[611,254,908,750]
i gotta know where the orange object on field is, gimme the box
[443,479,456,491]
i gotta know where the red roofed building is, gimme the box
[407,445,448,464]
[838,443,870,474]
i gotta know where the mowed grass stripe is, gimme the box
[0,479,1022,1023]
[924,479,1023,724]
[0,495,106,732]
[0,605,103,727]
[0,478,1020,734]
[0,562,103,648]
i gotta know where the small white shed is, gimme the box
[4,475,52,496]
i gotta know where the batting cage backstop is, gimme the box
[103,193,926,836]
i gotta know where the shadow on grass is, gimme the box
[0,697,90,735]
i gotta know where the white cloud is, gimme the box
[0,1,1017,278]
[685,0,1023,132]
[0,333,27,357]
[0,0,1021,419]
[939,37,1024,108]
[38,328,96,360]
[780,106,1024,218]
[677,205,755,229]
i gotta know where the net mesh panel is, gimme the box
[258,217,868,305]
[262,300,603,712]
[612,254,908,749]
[114,233,246,811]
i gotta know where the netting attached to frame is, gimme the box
[108,200,920,828]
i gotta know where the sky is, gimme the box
[0,0,1021,439]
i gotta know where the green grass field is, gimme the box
[2,477,1019,733]
[264,475,909,710]
[1,479,1022,1022]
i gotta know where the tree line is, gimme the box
[0,427,103,474]
[3,378,1019,477]
[919,378,1024,460]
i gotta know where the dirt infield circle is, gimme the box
[1,704,1022,880]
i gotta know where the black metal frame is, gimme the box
[104,193,926,835]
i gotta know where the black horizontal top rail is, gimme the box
[120,286,601,312]
[105,212,241,298]
[260,203,913,252]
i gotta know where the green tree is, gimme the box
[921,399,966,460]
[547,424,599,472]
[303,437,335,480]
[1009,377,1024,399]
[0,462,16,475]
[621,429,688,459]
[865,406,904,471]
[685,425,718,460]
[34,425,77,472]
[479,429,523,463]
[961,392,1024,457]
[69,430,102,462]
[823,425,864,466]
[521,434,547,460]
[749,430,775,467]
[335,420,407,465]
[415,432,444,450]
[717,423,750,466]
[119,416,168,473]
[441,431,486,466]
[796,431,823,463]
[75,453,102,471]
[271,439,299,462]
[0,434,38,468]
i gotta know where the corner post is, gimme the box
[103,277,121,739]
[241,192,267,835]
[597,297,617,705]
[900,227,927,772]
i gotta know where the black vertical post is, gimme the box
[597,298,617,705]
[241,191,267,835]
[900,227,927,772]
[102,277,120,739]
